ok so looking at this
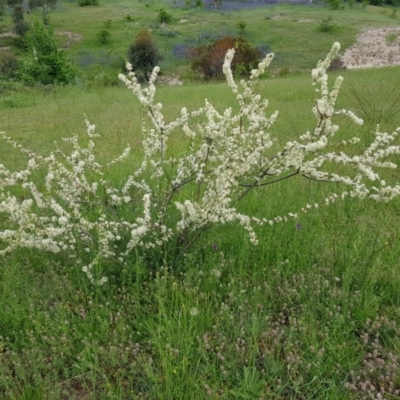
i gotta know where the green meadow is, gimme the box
[1,1,400,399]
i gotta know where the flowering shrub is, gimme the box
[1,42,400,284]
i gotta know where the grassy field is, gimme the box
[1,0,400,78]
[1,1,400,399]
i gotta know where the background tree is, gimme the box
[20,18,75,85]
[28,0,58,24]
[12,4,28,36]
[126,30,162,82]
[0,0,6,15]
[5,0,23,5]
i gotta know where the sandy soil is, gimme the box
[0,30,82,50]
[340,27,400,69]
[56,30,83,48]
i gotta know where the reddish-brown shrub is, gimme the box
[188,36,262,80]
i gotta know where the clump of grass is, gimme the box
[318,16,338,33]
[343,82,400,125]
[386,32,397,44]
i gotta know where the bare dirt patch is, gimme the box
[56,30,83,48]
[340,27,400,69]
[0,32,18,51]
[0,30,82,50]
[270,15,315,22]
[0,32,18,39]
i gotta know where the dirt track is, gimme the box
[340,27,400,69]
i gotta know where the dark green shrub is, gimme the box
[237,20,247,36]
[27,0,58,24]
[325,0,344,9]
[78,0,99,6]
[185,0,203,6]
[12,5,29,36]
[157,8,172,24]
[188,36,262,80]
[126,30,162,81]
[97,29,111,45]
[318,16,338,33]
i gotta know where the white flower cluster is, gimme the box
[0,43,399,282]
[0,119,157,285]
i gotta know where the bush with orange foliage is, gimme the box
[188,36,262,80]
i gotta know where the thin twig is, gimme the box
[171,224,210,269]
[236,169,300,203]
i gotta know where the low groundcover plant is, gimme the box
[0,42,399,283]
